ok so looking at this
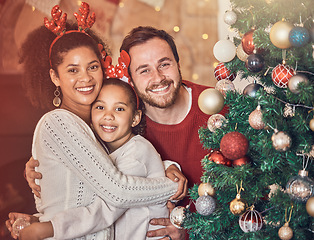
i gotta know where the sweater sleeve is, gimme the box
[38,110,177,208]
[51,197,125,239]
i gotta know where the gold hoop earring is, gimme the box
[53,87,61,107]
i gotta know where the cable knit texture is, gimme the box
[32,109,177,239]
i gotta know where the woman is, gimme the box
[6,3,186,239]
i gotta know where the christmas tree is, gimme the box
[179,0,314,239]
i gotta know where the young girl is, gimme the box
[5,3,186,240]
[92,78,171,239]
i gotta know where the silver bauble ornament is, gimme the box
[286,169,314,203]
[288,74,308,93]
[195,194,216,216]
[278,222,293,240]
[170,206,186,229]
[243,83,263,98]
[271,130,291,152]
[207,114,227,132]
[223,10,237,25]
[12,218,30,237]
[198,89,225,115]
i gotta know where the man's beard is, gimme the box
[134,74,182,109]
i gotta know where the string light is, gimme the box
[202,33,209,40]
[173,26,180,32]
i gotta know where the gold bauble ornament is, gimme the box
[278,222,293,240]
[198,182,215,196]
[306,196,314,217]
[309,118,314,131]
[236,44,249,62]
[198,89,225,115]
[249,105,265,130]
[229,194,248,215]
[269,20,293,49]
[271,130,291,152]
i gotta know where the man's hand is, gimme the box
[25,156,42,197]
[5,212,39,239]
[147,202,186,240]
[165,164,188,201]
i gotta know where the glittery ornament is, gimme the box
[237,44,249,61]
[309,118,314,131]
[220,131,249,160]
[249,105,265,129]
[306,196,314,217]
[278,222,293,240]
[289,26,310,47]
[214,62,237,81]
[198,89,225,115]
[239,207,263,232]
[170,206,186,229]
[232,155,250,166]
[243,83,263,97]
[207,114,227,132]
[271,130,291,152]
[283,104,295,118]
[286,169,314,203]
[288,74,308,93]
[195,194,216,216]
[242,29,255,55]
[215,79,235,97]
[230,194,248,215]
[269,21,294,49]
[213,39,236,62]
[272,64,295,88]
[198,182,215,196]
[245,54,265,73]
[208,149,231,166]
[12,218,30,237]
[223,10,237,25]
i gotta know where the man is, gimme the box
[120,26,228,239]
[25,26,227,239]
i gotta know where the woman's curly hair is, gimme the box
[19,22,110,110]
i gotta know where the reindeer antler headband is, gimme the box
[45,2,96,67]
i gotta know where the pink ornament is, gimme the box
[214,62,237,81]
[271,64,295,88]
[249,105,265,130]
[215,79,236,97]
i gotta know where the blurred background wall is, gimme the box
[0,0,249,237]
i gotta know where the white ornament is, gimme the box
[213,40,236,62]
[223,10,237,25]
[170,206,186,229]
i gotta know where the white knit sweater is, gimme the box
[32,109,178,239]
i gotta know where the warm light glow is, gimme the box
[202,34,209,40]
[119,2,125,7]
[77,1,82,6]
[173,26,180,32]
[192,73,199,80]
[32,6,35,11]
[155,6,161,12]
[213,62,219,68]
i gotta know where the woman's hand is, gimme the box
[25,156,42,197]
[5,212,39,239]
[165,164,188,201]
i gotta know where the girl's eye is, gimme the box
[116,107,125,111]
[96,106,104,110]
[68,68,78,73]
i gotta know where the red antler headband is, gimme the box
[45,2,96,67]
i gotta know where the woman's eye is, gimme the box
[89,65,99,71]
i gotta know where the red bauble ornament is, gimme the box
[208,149,231,166]
[214,62,237,81]
[232,155,250,166]
[242,29,255,55]
[271,64,295,88]
[220,132,249,160]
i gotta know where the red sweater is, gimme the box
[144,80,228,208]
